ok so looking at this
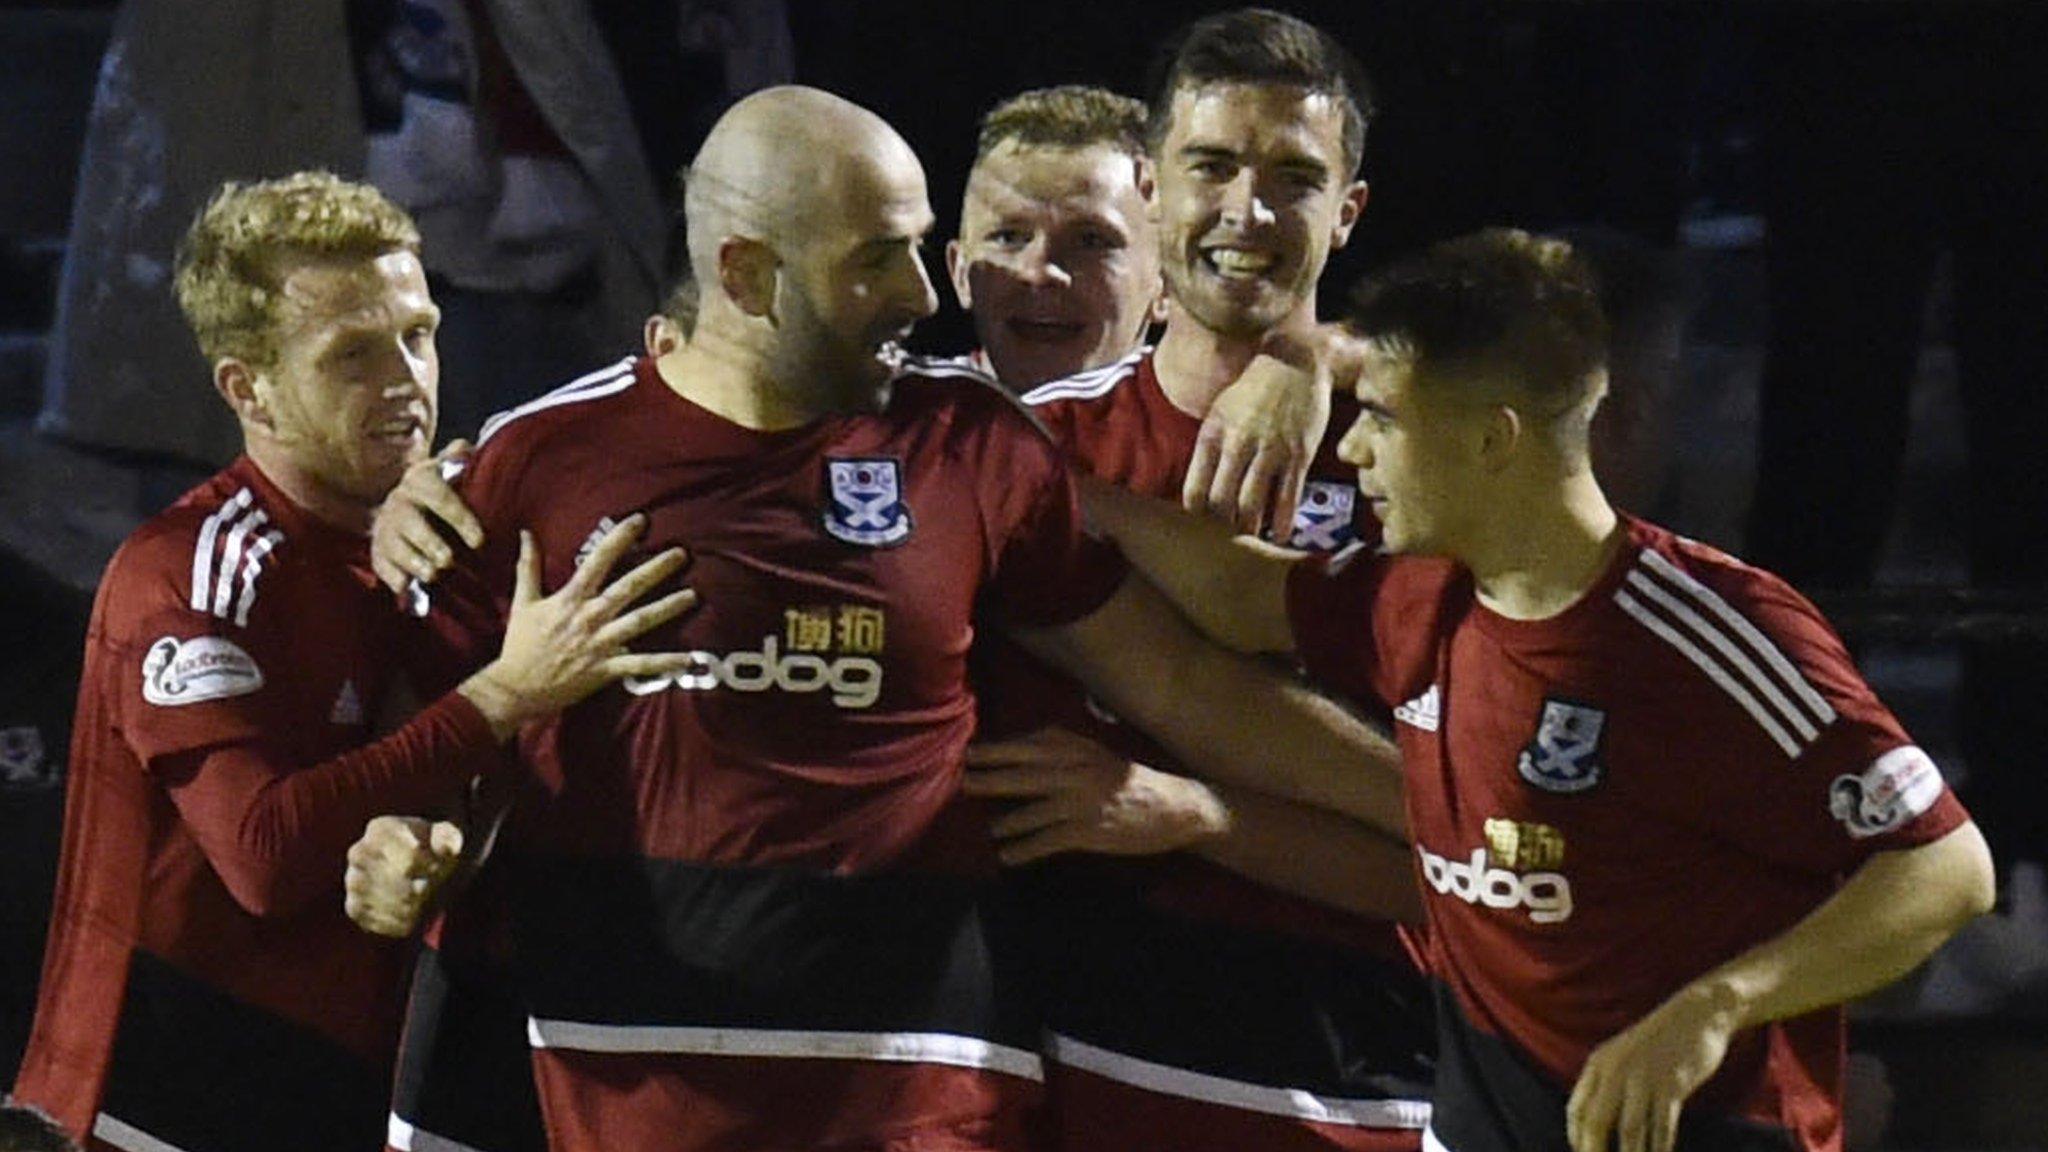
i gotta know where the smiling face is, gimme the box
[947,140,1161,388]
[1152,82,1366,339]
[243,249,440,508]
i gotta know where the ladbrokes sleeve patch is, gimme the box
[141,635,265,706]
[1829,744,1944,839]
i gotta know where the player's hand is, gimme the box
[462,515,698,737]
[1183,328,1336,539]
[1566,980,1741,1152]
[344,815,464,937]
[371,440,485,596]
[963,727,1230,865]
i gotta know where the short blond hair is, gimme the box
[975,85,1148,163]
[173,171,421,366]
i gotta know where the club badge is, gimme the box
[822,458,913,547]
[1518,698,1606,794]
[1287,481,1358,552]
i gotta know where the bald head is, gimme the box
[671,86,939,422]
[685,86,925,290]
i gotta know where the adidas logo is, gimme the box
[1395,684,1441,732]
[330,679,364,726]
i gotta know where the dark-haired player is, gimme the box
[1088,227,1994,1152]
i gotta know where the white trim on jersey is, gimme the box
[1615,548,1837,759]
[1638,549,1837,727]
[188,488,287,627]
[210,509,269,619]
[1423,1123,1458,1152]
[387,1113,492,1152]
[189,487,254,613]
[895,352,1000,385]
[1044,1033,1433,1130]
[1018,346,1150,406]
[232,529,286,628]
[93,1114,194,1152]
[525,1017,1045,1082]
[477,356,638,447]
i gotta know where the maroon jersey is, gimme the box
[1287,517,1971,1152]
[13,457,502,1152]
[426,355,1126,1151]
[976,348,1430,1152]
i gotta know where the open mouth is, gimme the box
[372,417,424,445]
[1200,246,1279,280]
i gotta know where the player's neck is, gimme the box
[242,440,375,535]
[659,340,828,431]
[1152,299,1319,419]
[1469,471,1622,621]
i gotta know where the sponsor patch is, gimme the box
[142,635,264,706]
[1517,698,1607,794]
[1483,818,1567,871]
[1417,842,1574,924]
[1830,745,1944,839]
[822,458,913,547]
[1287,481,1358,552]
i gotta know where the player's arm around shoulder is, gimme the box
[1083,479,1302,657]
[1009,571,1405,838]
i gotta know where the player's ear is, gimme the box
[644,315,683,358]
[1477,402,1522,474]
[944,238,973,311]
[215,357,275,434]
[718,236,779,320]
[1330,179,1369,250]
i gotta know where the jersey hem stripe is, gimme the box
[1044,1033,1432,1129]
[387,1113,492,1152]
[92,1114,193,1152]
[525,1018,1045,1081]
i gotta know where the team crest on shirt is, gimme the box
[822,458,913,547]
[141,635,264,706]
[1517,698,1606,794]
[1287,481,1358,552]
[1830,745,1944,838]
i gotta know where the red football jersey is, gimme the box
[985,347,1430,1152]
[425,355,1127,1150]
[14,456,501,1152]
[1288,516,1971,1152]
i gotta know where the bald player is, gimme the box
[361,86,1412,1152]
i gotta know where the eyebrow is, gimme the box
[1355,392,1395,419]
